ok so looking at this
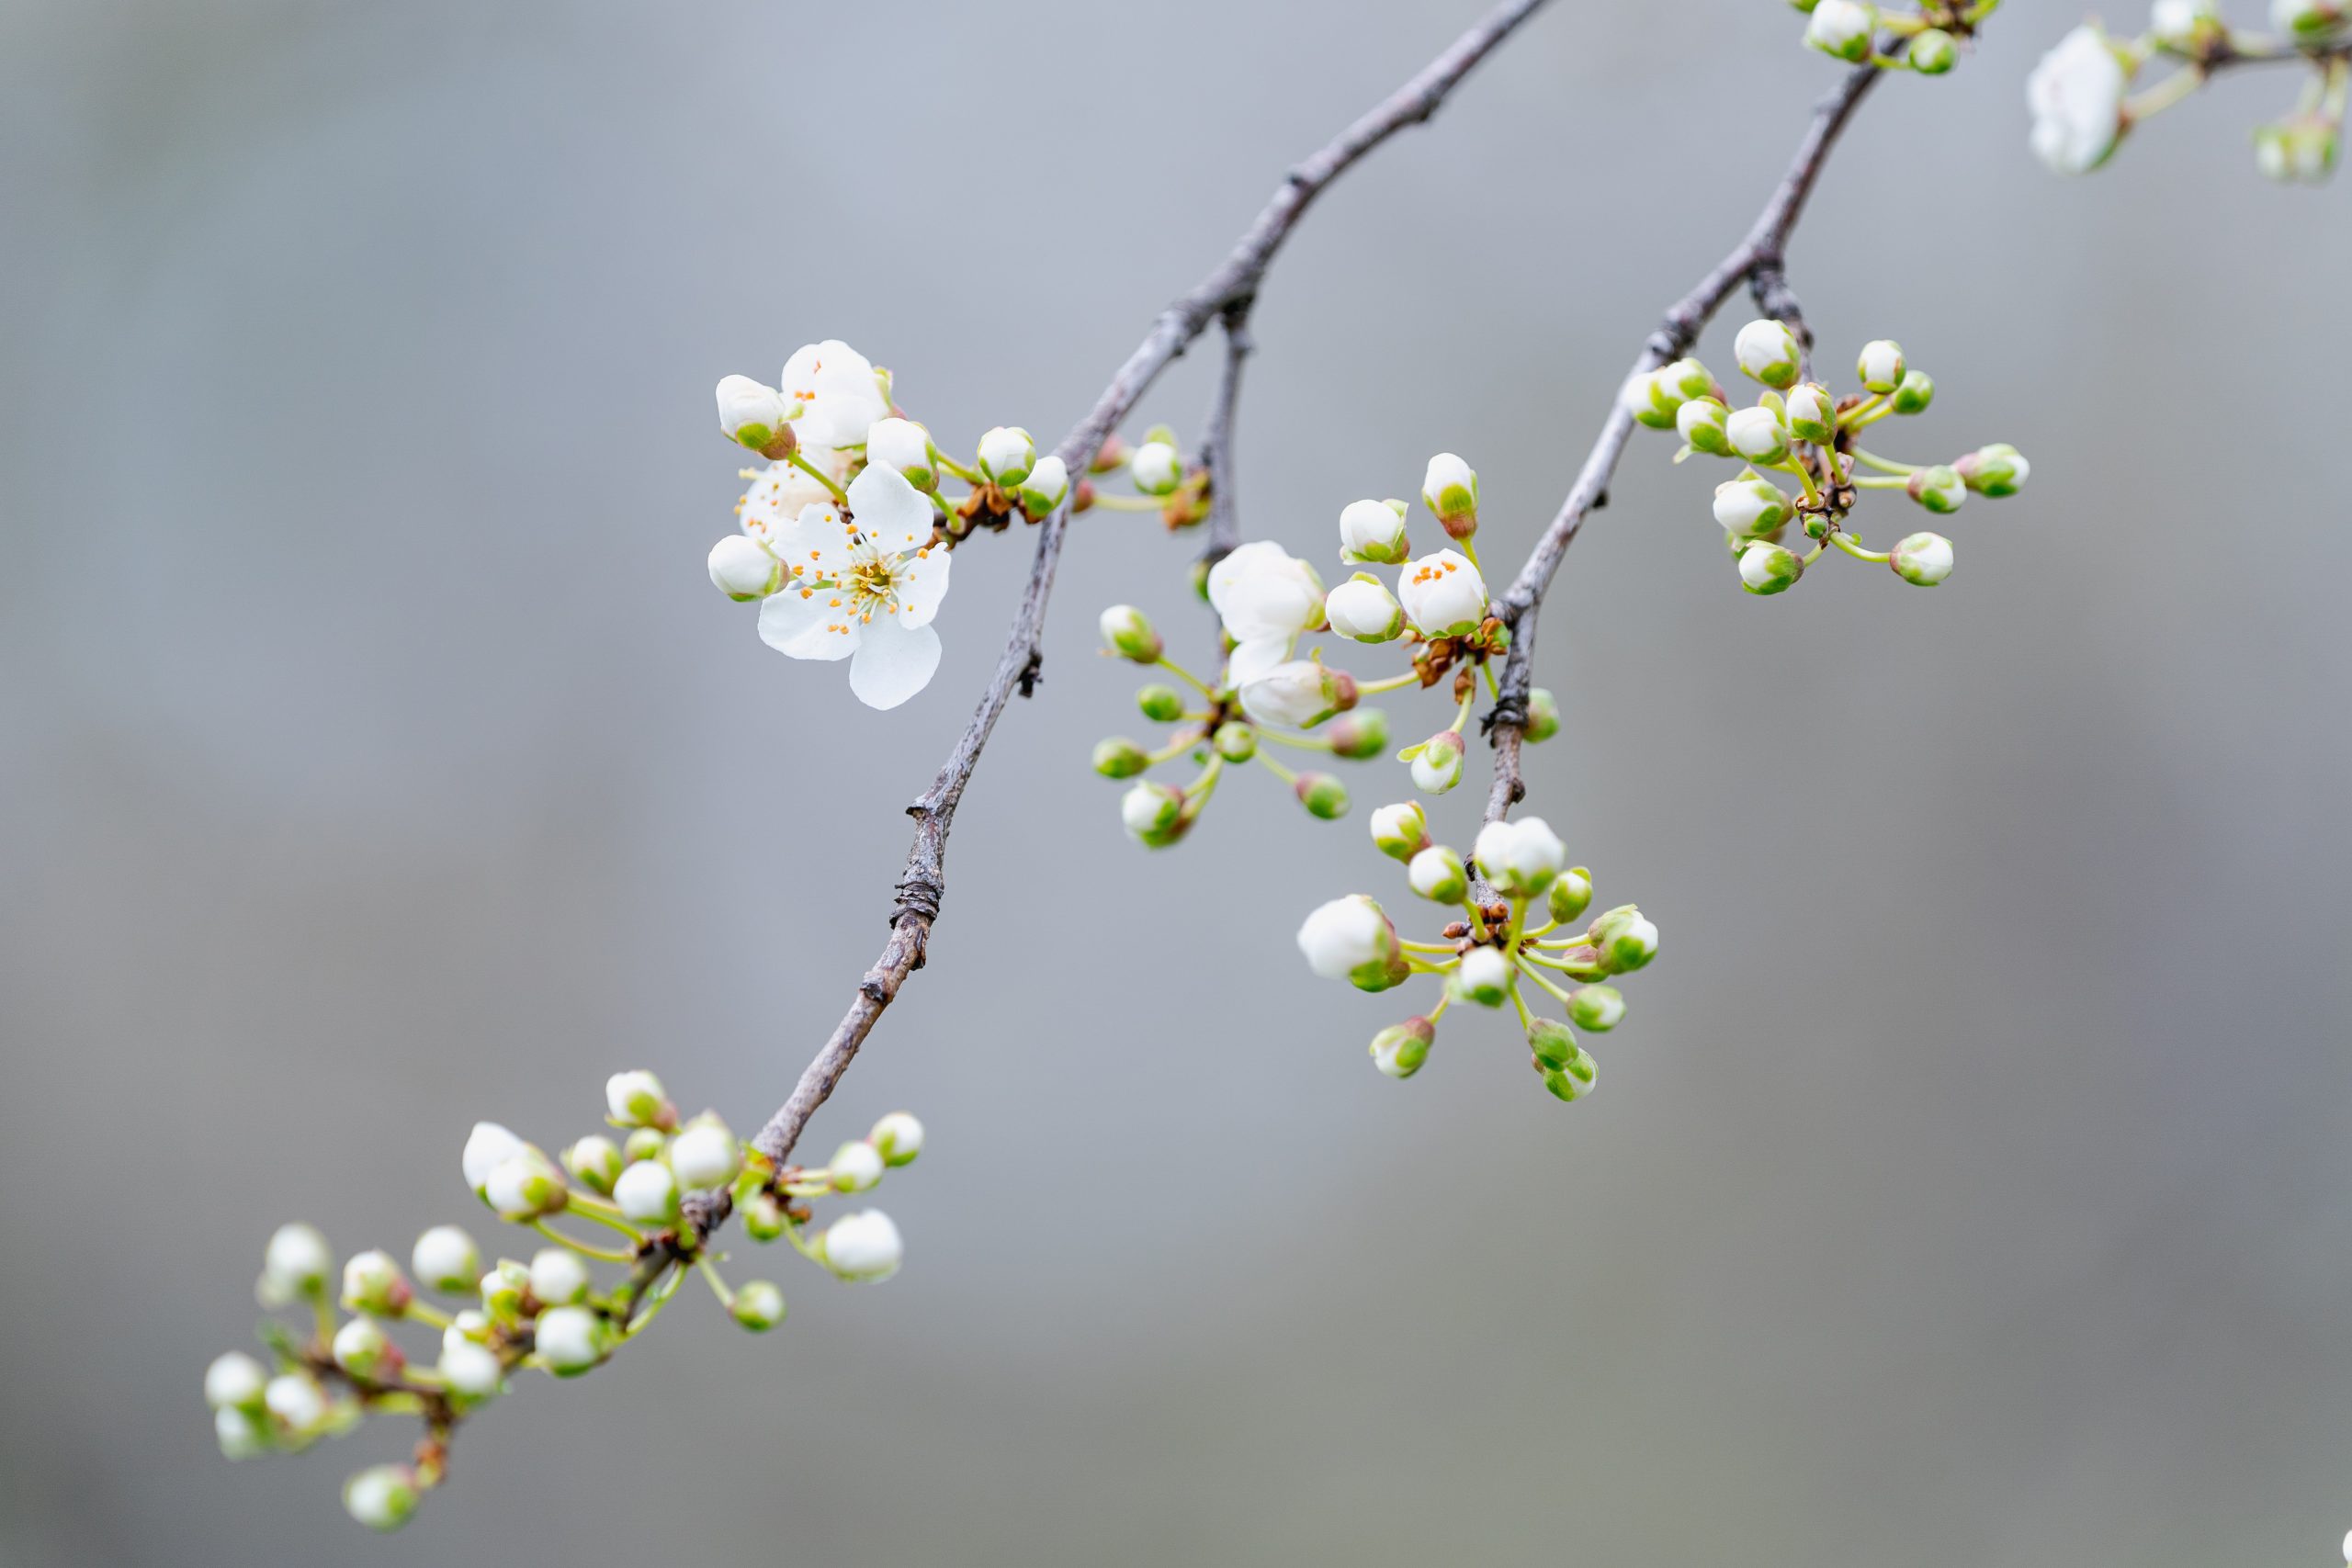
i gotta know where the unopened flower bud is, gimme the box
[1954,442,2029,497]
[1122,780,1186,847]
[732,1280,787,1331]
[1588,904,1661,974]
[332,1316,401,1381]
[2274,0,2348,39]
[1856,339,1906,394]
[1474,816,1567,897]
[461,1122,528,1193]
[1090,434,1130,475]
[1295,772,1351,820]
[1713,469,1794,538]
[830,1140,886,1194]
[1370,801,1429,862]
[1783,383,1835,444]
[820,1210,905,1282]
[1396,549,1488,636]
[1338,498,1410,564]
[1093,737,1151,778]
[1805,0,1878,62]
[412,1232,480,1297]
[717,375,791,454]
[1568,984,1626,1032]
[1527,1017,1578,1071]
[342,1463,421,1532]
[708,536,781,602]
[1408,845,1468,903]
[206,1351,267,1411]
[562,1135,623,1196]
[215,1405,267,1460]
[1734,318,1803,389]
[1541,1054,1597,1103]
[1660,357,1714,402]
[528,1247,591,1307]
[1891,531,1956,586]
[1547,865,1594,924]
[1131,439,1182,496]
[1088,605,1162,668]
[1018,455,1070,517]
[2256,114,2340,183]
[1421,453,1479,539]
[438,1339,503,1402]
[978,425,1035,487]
[1326,575,1406,642]
[1906,465,1965,514]
[1410,729,1465,795]
[1370,1017,1436,1080]
[534,1304,606,1375]
[264,1371,327,1437]
[484,1150,569,1219]
[1136,683,1186,722]
[1525,688,1560,743]
[605,1070,673,1130]
[614,1159,680,1224]
[1240,660,1358,730]
[1892,369,1935,414]
[1676,397,1734,457]
[742,1190,788,1242]
[1908,27,1958,73]
[1737,541,1804,596]
[870,1111,924,1167]
[1451,946,1512,1008]
[1726,406,1789,466]
[341,1249,412,1318]
[1296,894,1410,992]
[480,1260,530,1320]
[670,1114,741,1190]
[865,416,934,490]
[259,1223,334,1305]
[447,1310,490,1345]
[1211,721,1257,761]
[623,1127,666,1165]
[1623,368,1681,431]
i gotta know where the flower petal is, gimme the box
[771,502,854,584]
[758,582,864,661]
[1227,636,1293,688]
[848,618,942,709]
[845,463,934,554]
[893,546,951,628]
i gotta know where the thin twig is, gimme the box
[684,0,1555,1240]
[1200,304,1255,569]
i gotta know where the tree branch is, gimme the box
[1480,63,1880,828]
[687,0,1555,1236]
[1199,304,1255,569]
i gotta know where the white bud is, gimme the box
[2274,0,2348,37]
[1410,729,1465,795]
[263,1371,326,1435]
[332,1316,399,1380]
[613,1158,680,1224]
[1325,576,1406,643]
[1421,452,1478,537]
[1782,383,1835,443]
[1121,780,1185,847]
[562,1134,624,1195]
[1408,845,1469,903]
[1473,816,1567,898]
[707,536,781,602]
[1855,339,1905,395]
[1451,947,1513,1008]
[1738,541,1804,596]
[1240,660,1359,730]
[1725,406,1790,465]
[1370,801,1430,863]
[205,1351,267,1410]
[215,1405,267,1460]
[2028,25,2130,175]
[533,1304,606,1375]
[716,375,790,452]
[1295,895,1409,992]
[865,417,934,490]
[340,1249,412,1317]
[343,1465,422,1532]
[829,1140,886,1194]
[869,1111,924,1167]
[978,424,1035,486]
[1396,549,1488,637]
[819,1210,905,1282]
[1891,531,1956,586]
[526,1247,591,1307]
[438,1339,504,1401]
[1130,439,1182,496]
[259,1223,333,1304]
[1338,498,1410,564]
[483,1149,569,1219]
[605,1070,670,1128]
[669,1115,741,1190]
[461,1122,527,1192]
[1805,0,1878,62]
[1098,604,1163,662]
[1018,455,1071,516]
[732,1280,787,1331]
[1734,319,1802,389]
[446,1310,491,1348]
[1713,470,1793,537]
[410,1225,481,1295]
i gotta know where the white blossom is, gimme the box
[820,1210,905,1281]
[1325,576,1405,642]
[1473,816,1567,897]
[1395,549,1487,637]
[1338,498,1410,564]
[865,416,934,488]
[776,339,891,451]
[1239,660,1357,730]
[756,463,953,710]
[716,375,791,452]
[1208,541,1327,680]
[1408,845,1468,903]
[2028,26,2129,175]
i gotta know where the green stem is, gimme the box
[2125,63,2207,122]
[1849,446,1922,477]
[1256,727,1334,752]
[1155,656,1217,699]
[1829,531,1894,564]
[785,449,850,505]
[1515,958,1577,1005]
[402,1301,456,1332]
[532,1219,637,1265]
[694,1255,736,1311]
[1355,670,1424,697]
[1254,750,1300,785]
[927,443,982,485]
[1088,492,1167,513]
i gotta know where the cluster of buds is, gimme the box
[2029,10,2347,181]
[1791,0,2002,73]
[1296,805,1658,1101]
[707,339,1075,709]
[1092,454,1559,844]
[1626,321,2029,596]
[205,1069,922,1531]
[1074,422,1216,529]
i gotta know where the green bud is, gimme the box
[731,1280,787,1332]
[1098,604,1163,663]
[1856,339,1905,395]
[1527,1017,1578,1072]
[1546,865,1593,924]
[1567,984,1626,1032]
[1450,947,1513,1009]
[1892,369,1935,414]
[1675,397,1734,457]
[1295,773,1350,821]
[622,1128,666,1165]
[1524,688,1560,744]
[480,1260,530,1322]
[1136,684,1186,722]
[1213,722,1257,762]
[1954,443,2029,498]
[1093,737,1151,778]
[1540,1049,1598,1103]
[1907,28,1957,73]
[1713,469,1794,538]
[1736,541,1804,596]
[1326,707,1389,761]
[1891,531,1955,587]
[1122,781,1188,847]
[1905,465,1966,514]
[1407,845,1468,903]
[1587,904,1660,975]
[742,1190,787,1243]
[1370,801,1429,863]
[1783,383,1835,444]
[561,1135,623,1196]
[1369,1017,1436,1080]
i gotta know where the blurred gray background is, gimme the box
[5,2,2349,1563]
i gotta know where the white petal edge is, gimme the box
[848,618,943,709]
[758,586,864,661]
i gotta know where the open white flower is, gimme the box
[1207,541,1326,684]
[776,339,891,451]
[1396,549,1487,637]
[756,464,952,710]
[2028,26,2129,175]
